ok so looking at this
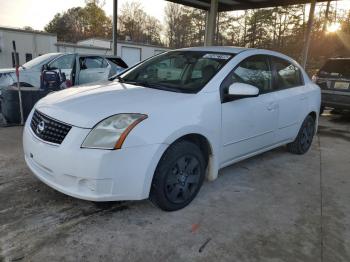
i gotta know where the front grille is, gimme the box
[30,110,72,145]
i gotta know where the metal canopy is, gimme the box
[164,0,337,68]
[166,0,332,12]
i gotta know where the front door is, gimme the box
[47,54,75,86]
[221,55,278,165]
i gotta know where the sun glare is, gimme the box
[327,23,341,33]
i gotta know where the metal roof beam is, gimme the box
[166,0,211,10]
[166,0,336,12]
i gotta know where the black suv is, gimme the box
[314,58,350,113]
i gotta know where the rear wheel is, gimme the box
[150,141,206,211]
[287,115,315,154]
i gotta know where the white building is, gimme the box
[0,27,169,68]
[61,38,169,66]
[0,26,57,68]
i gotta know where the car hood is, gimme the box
[36,81,193,128]
[0,68,16,74]
[0,69,17,87]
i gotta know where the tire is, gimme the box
[150,140,206,211]
[287,115,315,155]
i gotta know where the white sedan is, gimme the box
[23,47,321,211]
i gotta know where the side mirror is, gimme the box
[227,82,259,100]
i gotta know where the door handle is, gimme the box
[267,102,276,111]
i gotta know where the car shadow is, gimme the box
[326,110,350,124]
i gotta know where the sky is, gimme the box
[0,0,166,30]
[0,0,349,31]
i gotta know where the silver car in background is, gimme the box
[0,53,128,88]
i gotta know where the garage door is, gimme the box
[121,46,141,67]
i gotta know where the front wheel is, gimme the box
[287,115,315,155]
[150,141,206,211]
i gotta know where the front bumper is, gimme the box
[321,90,350,110]
[23,118,167,201]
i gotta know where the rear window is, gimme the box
[272,57,303,89]
[318,59,350,78]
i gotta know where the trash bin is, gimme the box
[1,87,50,124]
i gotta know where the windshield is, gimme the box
[318,59,350,78]
[119,51,234,93]
[22,53,61,69]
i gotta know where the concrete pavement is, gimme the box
[0,112,349,262]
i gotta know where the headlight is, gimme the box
[81,113,147,150]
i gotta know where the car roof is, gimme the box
[42,52,64,56]
[176,46,251,54]
[172,46,301,65]
[54,52,122,59]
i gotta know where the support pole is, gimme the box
[322,1,331,32]
[204,0,218,46]
[112,0,118,56]
[302,0,316,69]
[12,41,24,125]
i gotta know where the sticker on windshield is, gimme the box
[203,54,231,60]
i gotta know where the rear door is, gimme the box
[78,56,111,85]
[270,56,307,143]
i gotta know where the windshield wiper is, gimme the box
[116,75,125,83]
[134,81,183,92]
[109,74,123,82]
[110,77,183,93]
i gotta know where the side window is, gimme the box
[80,57,108,70]
[222,55,272,93]
[101,58,109,68]
[49,54,75,70]
[271,57,303,89]
[25,53,33,62]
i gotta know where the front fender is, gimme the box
[162,125,221,181]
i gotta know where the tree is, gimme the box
[44,0,112,42]
[245,9,274,48]
[118,1,163,45]
[164,3,205,48]
[82,0,112,39]
[23,26,34,31]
